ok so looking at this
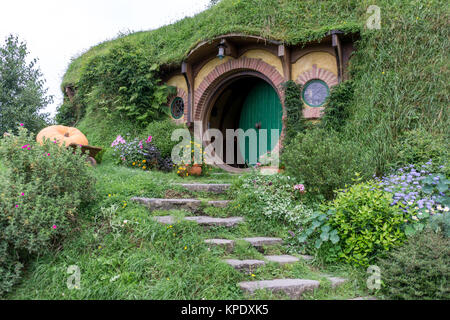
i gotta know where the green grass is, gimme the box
[5,159,371,300]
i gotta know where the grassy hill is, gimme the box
[59,0,449,173]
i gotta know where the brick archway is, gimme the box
[193,56,285,122]
[296,64,338,88]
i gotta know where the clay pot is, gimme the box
[187,164,202,176]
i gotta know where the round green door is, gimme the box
[238,80,282,165]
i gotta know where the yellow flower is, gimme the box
[143,166,147,170]
[108,194,111,197]
[184,246,188,250]
[143,160,146,163]
[98,245,102,249]
[251,274,256,277]
[132,162,136,166]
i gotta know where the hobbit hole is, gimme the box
[162,32,356,172]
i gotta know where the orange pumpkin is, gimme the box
[36,125,89,147]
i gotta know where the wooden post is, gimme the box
[278,44,291,81]
[182,61,194,125]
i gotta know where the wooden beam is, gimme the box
[278,44,291,81]
[181,61,194,124]
[332,33,343,83]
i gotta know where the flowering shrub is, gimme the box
[0,126,96,295]
[375,161,449,235]
[230,172,314,227]
[111,134,174,172]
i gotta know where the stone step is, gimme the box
[327,277,348,288]
[153,216,244,227]
[242,237,283,248]
[224,259,266,273]
[131,197,230,212]
[177,183,231,194]
[264,255,300,265]
[299,255,314,262]
[204,239,235,252]
[349,296,377,300]
[239,279,320,299]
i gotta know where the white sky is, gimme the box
[0,0,211,118]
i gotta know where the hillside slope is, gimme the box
[59,0,449,174]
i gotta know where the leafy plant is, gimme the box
[230,171,315,227]
[377,229,450,300]
[297,178,408,266]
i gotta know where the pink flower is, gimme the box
[47,153,51,156]
[21,193,24,196]
[294,184,306,194]
[21,144,29,149]
[146,136,152,143]
[19,123,24,127]
[15,205,19,208]
[52,225,57,229]
[53,141,57,143]
[27,147,31,150]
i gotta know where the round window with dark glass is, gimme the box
[170,97,184,119]
[302,80,330,107]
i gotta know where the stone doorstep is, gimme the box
[177,183,231,194]
[130,197,230,212]
[242,237,283,247]
[153,216,244,227]
[239,279,320,299]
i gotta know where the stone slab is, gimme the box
[242,237,283,247]
[178,184,231,194]
[224,259,266,273]
[265,255,300,265]
[153,216,243,227]
[239,279,320,299]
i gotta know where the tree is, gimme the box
[0,35,51,136]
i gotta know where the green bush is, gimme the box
[0,127,96,295]
[320,80,354,132]
[297,179,407,267]
[377,230,450,300]
[282,128,374,199]
[142,119,185,158]
[77,40,172,126]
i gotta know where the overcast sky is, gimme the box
[0,0,210,118]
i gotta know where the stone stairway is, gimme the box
[132,183,349,299]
